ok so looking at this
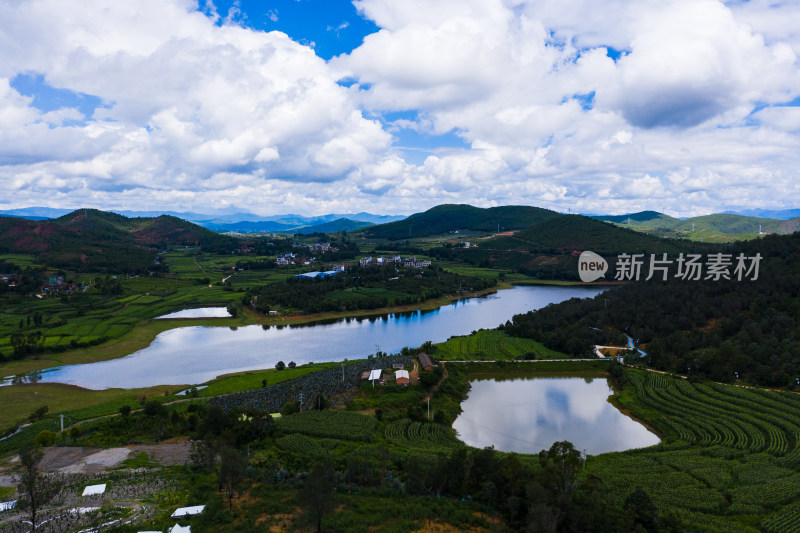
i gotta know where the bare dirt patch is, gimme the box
[20,442,193,475]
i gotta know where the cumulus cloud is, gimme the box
[0,0,798,216]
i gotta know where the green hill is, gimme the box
[427,214,710,280]
[591,210,678,228]
[509,215,698,255]
[0,209,239,272]
[293,218,374,234]
[672,214,779,234]
[593,210,800,238]
[362,204,558,240]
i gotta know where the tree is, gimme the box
[299,462,337,533]
[538,441,582,504]
[219,447,248,510]
[275,361,286,371]
[15,446,59,533]
[28,405,48,423]
[624,487,658,531]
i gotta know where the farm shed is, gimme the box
[171,505,206,518]
[418,352,435,371]
[0,501,16,512]
[395,369,410,385]
[82,484,106,496]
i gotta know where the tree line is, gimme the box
[504,232,800,387]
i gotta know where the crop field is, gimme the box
[0,251,248,361]
[276,433,329,459]
[384,418,459,453]
[438,262,505,279]
[276,410,378,442]
[588,370,800,532]
[197,362,340,397]
[434,329,565,360]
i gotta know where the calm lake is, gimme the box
[34,285,604,389]
[453,376,660,455]
[156,307,231,319]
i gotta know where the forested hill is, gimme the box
[426,215,711,279]
[362,204,557,240]
[0,208,239,272]
[509,214,702,254]
[504,232,800,387]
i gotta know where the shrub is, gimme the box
[35,430,57,447]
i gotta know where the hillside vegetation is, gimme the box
[427,214,711,279]
[594,210,800,236]
[505,232,800,386]
[0,209,238,271]
[362,204,558,240]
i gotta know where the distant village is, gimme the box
[0,273,88,297]
[276,242,432,270]
[275,242,338,266]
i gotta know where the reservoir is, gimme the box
[156,307,231,319]
[35,285,604,389]
[453,376,660,455]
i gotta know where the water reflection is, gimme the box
[32,286,605,389]
[156,307,231,319]
[453,376,660,455]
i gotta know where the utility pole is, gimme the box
[341,362,345,382]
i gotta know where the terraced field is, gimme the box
[384,418,459,452]
[591,370,800,532]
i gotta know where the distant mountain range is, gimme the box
[590,211,800,235]
[0,207,405,234]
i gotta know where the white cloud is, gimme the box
[0,0,798,217]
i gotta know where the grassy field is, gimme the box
[434,329,566,360]
[197,362,341,397]
[0,382,181,429]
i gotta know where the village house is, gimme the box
[395,369,410,386]
[418,352,435,371]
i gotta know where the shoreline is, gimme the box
[0,283,513,378]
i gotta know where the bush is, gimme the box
[35,430,57,447]
[281,400,300,416]
[143,400,164,416]
[275,361,286,371]
[119,405,132,416]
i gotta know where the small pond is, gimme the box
[156,307,231,319]
[453,376,660,455]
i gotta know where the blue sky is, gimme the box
[0,0,799,216]
[201,0,377,59]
